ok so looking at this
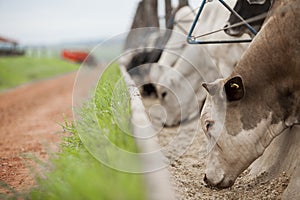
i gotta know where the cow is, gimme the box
[224,0,272,37]
[125,48,163,96]
[120,5,195,97]
[119,29,169,97]
[200,0,300,189]
[150,1,249,126]
[149,6,196,84]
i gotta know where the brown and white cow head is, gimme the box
[201,0,300,189]
[224,0,272,37]
[200,75,291,188]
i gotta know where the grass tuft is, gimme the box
[24,63,146,200]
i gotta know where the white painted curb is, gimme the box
[120,65,175,200]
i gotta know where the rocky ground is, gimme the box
[143,97,290,200]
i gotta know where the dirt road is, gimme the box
[0,73,75,193]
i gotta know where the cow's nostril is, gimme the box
[203,174,208,184]
[161,92,167,99]
[224,23,231,35]
[224,22,231,31]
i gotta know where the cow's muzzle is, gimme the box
[203,174,235,189]
[223,22,244,37]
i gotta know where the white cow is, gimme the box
[150,1,249,126]
[200,0,300,190]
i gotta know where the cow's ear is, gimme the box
[247,0,266,4]
[224,76,245,101]
[202,82,218,96]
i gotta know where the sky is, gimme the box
[0,0,139,45]
[0,0,200,45]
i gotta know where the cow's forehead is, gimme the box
[208,77,274,136]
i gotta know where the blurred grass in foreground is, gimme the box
[0,56,79,91]
[2,64,146,200]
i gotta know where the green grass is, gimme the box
[0,56,79,91]
[94,63,137,152]
[29,126,146,200]
[3,63,146,200]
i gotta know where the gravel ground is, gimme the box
[143,97,290,200]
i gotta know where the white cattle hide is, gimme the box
[151,1,249,126]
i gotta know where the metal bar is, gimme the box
[188,39,253,44]
[187,0,206,38]
[186,0,258,45]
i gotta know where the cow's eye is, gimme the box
[224,76,245,101]
[204,120,214,133]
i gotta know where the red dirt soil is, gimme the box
[0,73,76,193]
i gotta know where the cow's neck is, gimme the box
[232,0,300,129]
